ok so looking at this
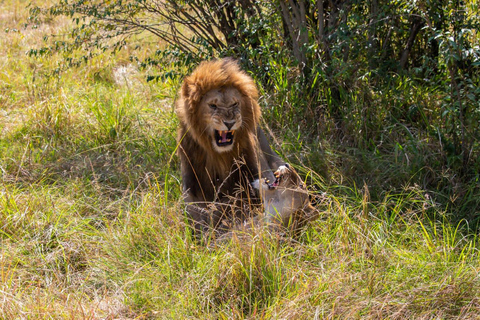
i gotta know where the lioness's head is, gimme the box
[252,164,306,192]
[176,58,261,153]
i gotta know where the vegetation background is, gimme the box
[1,0,479,318]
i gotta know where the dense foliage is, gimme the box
[29,0,480,220]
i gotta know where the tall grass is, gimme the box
[1,1,479,319]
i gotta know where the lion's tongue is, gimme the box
[221,131,228,143]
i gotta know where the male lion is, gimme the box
[176,58,282,235]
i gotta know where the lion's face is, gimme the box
[199,86,243,153]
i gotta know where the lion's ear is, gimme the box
[181,77,192,99]
[181,77,201,108]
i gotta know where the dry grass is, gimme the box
[1,1,480,319]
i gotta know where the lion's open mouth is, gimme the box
[214,130,235,147]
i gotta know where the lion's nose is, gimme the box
[224,121,235,130]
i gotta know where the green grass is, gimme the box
[1,2,480,319]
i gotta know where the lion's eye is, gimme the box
[231,102,239,108]
[209,104,217,110]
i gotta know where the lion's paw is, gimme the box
[274,163,291,177]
